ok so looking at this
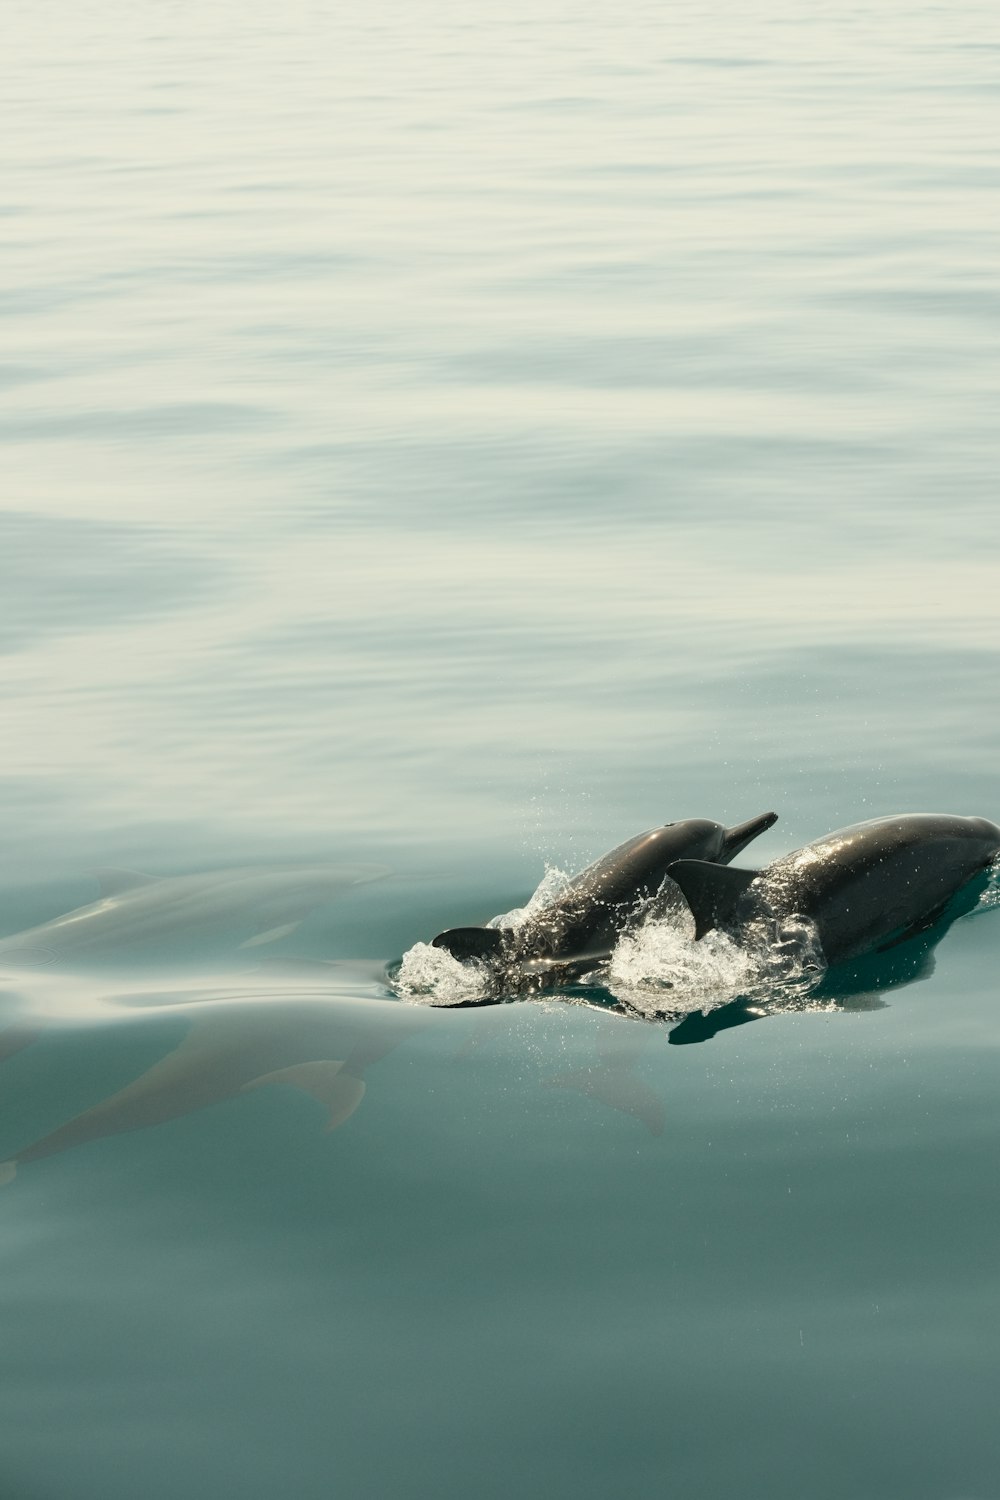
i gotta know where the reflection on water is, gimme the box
[5,2,1000,877]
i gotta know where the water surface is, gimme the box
[3,2,1000,1496]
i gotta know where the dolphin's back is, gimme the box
[763,814,1000,963]
[672,813,1000,966]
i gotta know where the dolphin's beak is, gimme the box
[721,811,778,861]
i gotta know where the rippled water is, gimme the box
[4,2,1000,1496]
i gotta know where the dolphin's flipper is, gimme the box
[667,861,759,940]
[431,927,505,962]
[667,999,763,1044]
[243,1061,367,1131]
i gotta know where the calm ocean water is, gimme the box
[3,2,1000,1496]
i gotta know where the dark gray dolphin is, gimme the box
[431,812,778,980]
[667,813,1000,966]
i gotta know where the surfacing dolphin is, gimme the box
[0,865,388,970]
[431,812,777,987]
[667,813,1000,967]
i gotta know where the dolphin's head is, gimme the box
[964,816,1000,849]
[655,812,777,866]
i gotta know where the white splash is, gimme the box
[609,913,758,1016]
[609,901,827,1019]
[487,865,573,931]
[393,941,492,1005]
[394,865,575,1006]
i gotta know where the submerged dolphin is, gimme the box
[0,978,424,1184]
[0,865,388,969]
[431,812,778,982]
[667,813,1000,966]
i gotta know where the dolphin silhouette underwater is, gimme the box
[430,812,778,986]
[0,974,671,1183]
[0,978,425,1185]
[667,813,1000,967]
[0,864,388,970]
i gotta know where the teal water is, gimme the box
[3,2,1000,1495]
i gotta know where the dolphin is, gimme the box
[431,812,778,984]
[0,978,425,1184]
[667,813,1000,967]
[0,865,388,970]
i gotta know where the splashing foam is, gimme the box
[393,941,491,1005]
[394,865,574,1006]
[487,865,573,931]
[608,900,826,1019]
[395,864,826,1015]
[609,908,756,1015]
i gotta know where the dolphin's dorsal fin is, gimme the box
[431,927,505,962]
[667,861,759,940]
[94,867,159,898]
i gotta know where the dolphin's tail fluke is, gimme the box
[721,811,778,862]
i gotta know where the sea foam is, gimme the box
[394,867,827,1015]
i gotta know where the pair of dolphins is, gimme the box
[431,811,1000,993]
